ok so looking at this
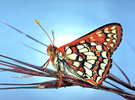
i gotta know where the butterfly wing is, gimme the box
[55,23,122,85]
[57,23,122,54]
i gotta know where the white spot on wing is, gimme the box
[84,62,92,69]
[103,42,107,45]
[84,52,95,56]
[87,60,95,64]
[80,40,85,43]
[78,56,83,61]
[79,48,88,52]
[104,28,109,33]
[110,44,114,47]
[65,46,69,50]
[107,34,112,37]
[77,45,84,49]
[112,39,116,43]
[90,37,93,39]
[98,69,104,76]
[84,66,92,76]
[77,70,83,76]
[96,31,102,34]
[96,76,102,83]
[83,43,89,48]
[100,63,106,69]
[91,42,97,46]
[112,30,117,33]
[101,51,107,58]
[66,48,72,54]
[73,61,80,68]
[106,38,111,42]
[111,26,116,34]
[87,55,97,60]
[96,45,102,51]
[111,26,116,29]
[98,34,102,37]
[58,52,63,58]
[113,35,117,39]
[67,53,77,60]
[103,59,108,64]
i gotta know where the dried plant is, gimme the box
[0,54,135,99]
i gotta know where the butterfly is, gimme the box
[0,20,122,88]
[43,22,123,88]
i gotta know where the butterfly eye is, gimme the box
[47,44,57,55]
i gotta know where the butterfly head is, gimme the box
[47,44,57,56]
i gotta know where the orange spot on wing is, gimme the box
[93,74,97,80]
[98,78,104,85]
[95,42,102,45]
[86,38,90,42]
[117,39,120,43]
[77,52,86,59]
[106,65,110,72]
[80,40,85,44]
[96,61,100,66]
[91,39,95,41]
[107,52,111,59]
[99,57,102,61]
[113,45,117,49]
[102,72,107,78]
[71,47,77,53]
[91,47,96,51]
[108,60,112,66]
[108,39,112,42]
[96,51,100,56]
[70,65,78,70]
[117,30,122,34]
[79,66,85,72]
[86,79,98,85]
[103,45,108,51]
[66,60,73,65]
[94,67,97,71]
[110,34,113,37]
[57,48,66,56]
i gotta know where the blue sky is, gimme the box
[0,0,135,100]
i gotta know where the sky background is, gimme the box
[0,0,135,100]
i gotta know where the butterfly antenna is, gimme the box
[0,20,48,47]
[35,19,53,45]
[52,30,55,46]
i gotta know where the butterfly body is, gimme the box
[47,23,122,86]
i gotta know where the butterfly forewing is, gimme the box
[57,23,122,54]
[54,23,122,85]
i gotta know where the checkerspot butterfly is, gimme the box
[0,20,122,88]
[37,21,122,88]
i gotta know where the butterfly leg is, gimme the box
[40,59,49,68]
[42,58,51,73]
[56,70,62,89]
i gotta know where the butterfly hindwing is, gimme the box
[55,23,122,85]
[55,42,112,85]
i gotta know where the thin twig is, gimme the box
[113,61,132,86]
